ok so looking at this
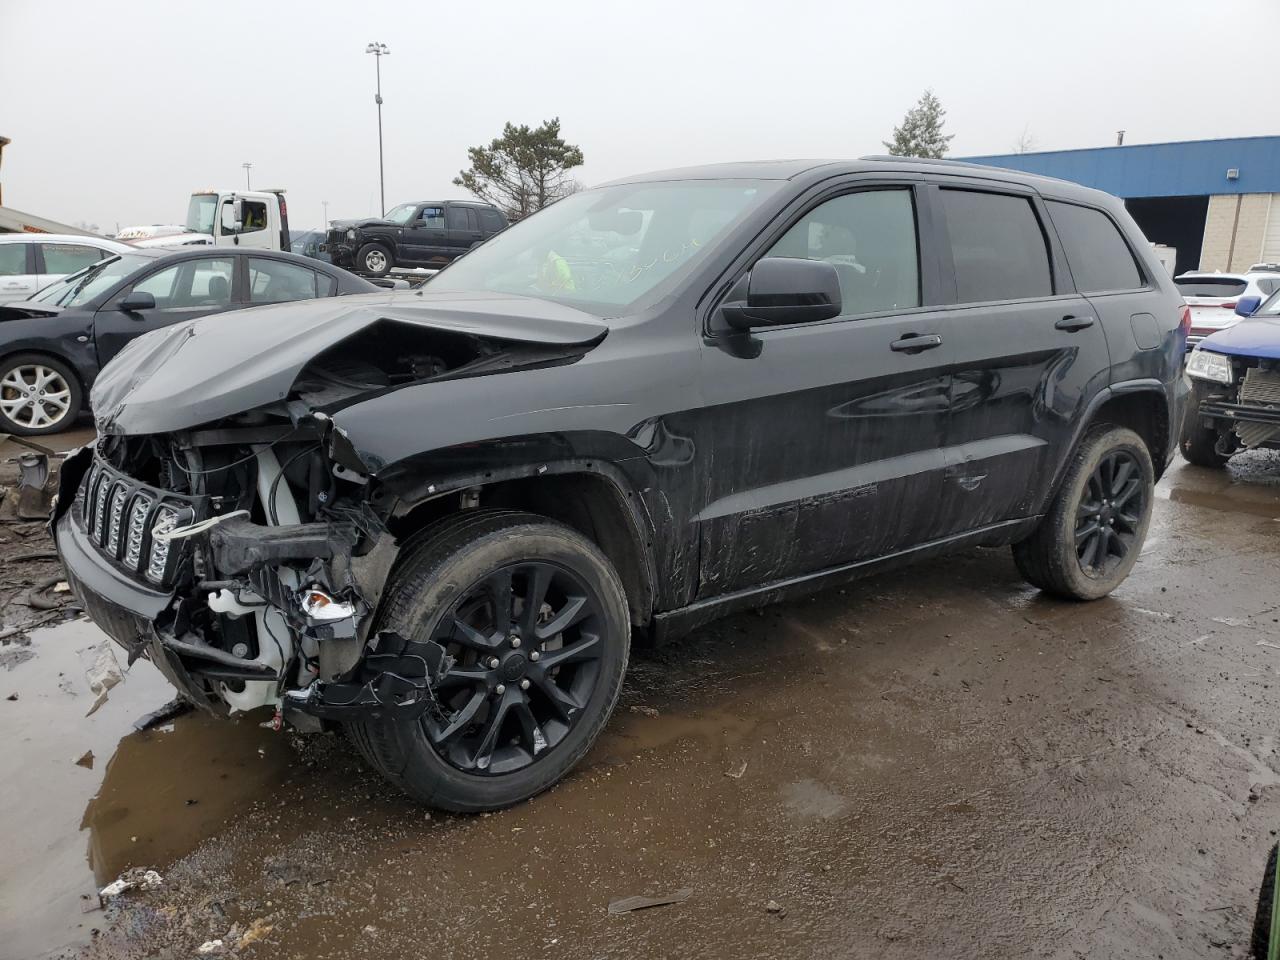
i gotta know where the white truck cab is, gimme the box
[181,189,291,252]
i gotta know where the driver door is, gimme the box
[92,257,238,366]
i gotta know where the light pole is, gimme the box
[322,200,329,226]
[242,162,253,190]
[365,42,390,216]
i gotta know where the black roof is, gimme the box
[601,158,1112,205]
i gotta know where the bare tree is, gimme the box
[1013,126,1037,154]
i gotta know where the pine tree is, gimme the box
[883,90,954,159]
[454,118,585,222]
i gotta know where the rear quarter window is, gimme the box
[1175,277,1247,298]
[1047,201,1144,294]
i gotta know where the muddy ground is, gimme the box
[2,449,1279,960]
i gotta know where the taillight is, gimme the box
[1179,305,1191,336]
[1221,301,1237,309]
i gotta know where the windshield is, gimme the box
[185,194,218,234]
[384,203,418,225]
[427,180,778,314]
[31,254,149,307]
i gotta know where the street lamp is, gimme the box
[242,161,253,190]
[322,200,329,226]
[365,41,390,217]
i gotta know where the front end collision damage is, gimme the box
[55,294,616,730]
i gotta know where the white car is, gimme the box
[1175,265,1280,349]
[0,234,135,303]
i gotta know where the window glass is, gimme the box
[480,209,505,232]
[248,257,320,303]
[446,206,469,231]
[239,201,268,234]
[1046,201,1143,294]
[941,190,1053,302]
[41,243,105,275]
[384,203,418,225]
[134,258,234,308]
[0,244,27,276]
[419,206,445,229]
[427,179,779,314]
[1256,278,1278,296]
[763,188,920,315]
[1174,276,1247,298]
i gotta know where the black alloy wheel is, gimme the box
[1074,449,1146,577]
[428,561,604,775]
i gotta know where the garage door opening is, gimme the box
[1124,195,1209,276]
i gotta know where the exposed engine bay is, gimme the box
[54,309,606,730]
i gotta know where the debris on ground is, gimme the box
[607,888,693,915]
[99,868,163,900]
[83,640,124,716]
[133,696,195,732]
[16,451,52,519]
[196,939,224,955]
[236,918,273,949]
[765,899,787,917]
[75,750,94,769]
[726,761,748,779]
[629,705,660,718]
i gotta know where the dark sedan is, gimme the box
[0,247,376,434]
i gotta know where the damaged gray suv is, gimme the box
[55,159,1188,810]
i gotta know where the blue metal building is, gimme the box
[962,136,1280,275]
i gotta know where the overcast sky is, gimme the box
[2,0,1277,234]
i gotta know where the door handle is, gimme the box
[890,333,943,353]
[1055,315,1095,332]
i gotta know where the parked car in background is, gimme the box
[55,158,1186,812]
[0,234,135,303]
[289,229,331,263]
[1181,287,1280,466]
[1175,265,1280,349]
[0,248,376,435]
[326,200,507,277]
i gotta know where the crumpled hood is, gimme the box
[91,289,608,435]
[1199,316,1280,360]
[328,218,392,232]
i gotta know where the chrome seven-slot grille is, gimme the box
[78,458,199,586]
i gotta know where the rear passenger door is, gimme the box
[928,182,1110,535]
[246,257,336,304]
[445,205,484,257]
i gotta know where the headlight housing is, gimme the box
[346,228,357,241]
[1186,347,1233,385]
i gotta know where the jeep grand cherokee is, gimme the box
[54,158,1188,811]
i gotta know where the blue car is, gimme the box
[1181,289,1280,466]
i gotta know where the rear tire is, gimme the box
[1013,425,1154,600]
[357,242,392,278]
[350,510,630,811]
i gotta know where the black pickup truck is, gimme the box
[326,200,507,277]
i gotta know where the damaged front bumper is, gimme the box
[53,446,448,728]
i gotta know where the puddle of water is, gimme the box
[0,619,297,960]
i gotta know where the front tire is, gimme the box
[349,510,630,811]
[0,353,81,436]
[357,242,392,278]
[1013,425,1154,600]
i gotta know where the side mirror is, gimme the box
[720,257,842,332]
[232,198,244,232]
[118,291,156,313]
[1235,295,1262,317]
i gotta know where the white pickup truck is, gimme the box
[122,189,293,251]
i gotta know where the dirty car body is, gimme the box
[55,159,1188,809]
